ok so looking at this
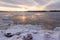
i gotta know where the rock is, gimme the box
[4,33,14,37]
[23,34,33,40]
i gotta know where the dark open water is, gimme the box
[0,12,60,30]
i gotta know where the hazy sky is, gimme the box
[0,0,60,11]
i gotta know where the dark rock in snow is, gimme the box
[23,34,33,40]
[4,33,14,37]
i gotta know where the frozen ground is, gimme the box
[0,25,60,40]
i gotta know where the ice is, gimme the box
[0,25,60,40]
[54,27,60,31]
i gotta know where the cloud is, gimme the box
[0,0,60,11]
[0,0,19,7]
[46,1,60,10]
[0,6,28,11]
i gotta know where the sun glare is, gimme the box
[26,6,45,11]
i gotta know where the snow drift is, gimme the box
[0,25,60,40]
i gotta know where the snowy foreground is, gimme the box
[0,25,60,40]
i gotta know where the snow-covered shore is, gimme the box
[0,25,60,40]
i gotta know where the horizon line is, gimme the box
[0,10,60,12]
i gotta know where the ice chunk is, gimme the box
[54,27,60,31]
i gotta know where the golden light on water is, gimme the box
[15,16,27,24]
[20,16,26,22]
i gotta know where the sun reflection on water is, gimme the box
[20,16,27,22]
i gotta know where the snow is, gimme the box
[0,25,60,40]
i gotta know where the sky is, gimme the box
[0,0,60,11]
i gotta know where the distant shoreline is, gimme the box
[0,10,60,12]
